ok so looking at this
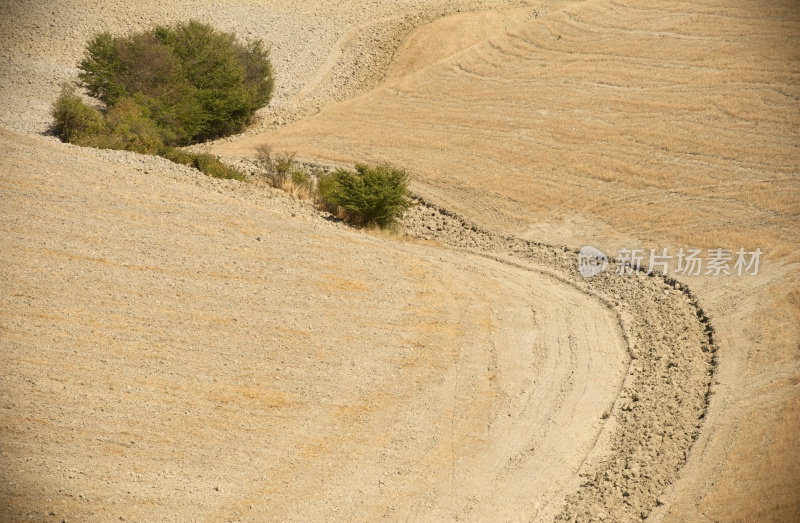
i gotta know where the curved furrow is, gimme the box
[0,129,636,521]
[400,201,715,520]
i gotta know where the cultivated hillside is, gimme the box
[2,127,710,520]
[1,0,798,521]
[216,2,800,519]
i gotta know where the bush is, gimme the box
[160,147,246,181]
[51,85,104,143]
[256,145,299,187]
[318,163,413,228]
[159,146,195,166]
[274,153,297,181]
[291,169,311,188]
[191,154,247,181]
[51,21,268,182]
[76,21,274,145]
[98,98,164,154]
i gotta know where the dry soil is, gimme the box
[0,0,798,521]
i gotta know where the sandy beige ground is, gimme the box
[214,0,800,520]
[1,127,715,521]
[0,128,635,520]
[0,0,798,521]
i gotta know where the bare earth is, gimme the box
[1,0,798,522]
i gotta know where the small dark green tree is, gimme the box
[318,163,413,228]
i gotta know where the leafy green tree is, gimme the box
[68,20,274,146]
[52,21,273,180]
